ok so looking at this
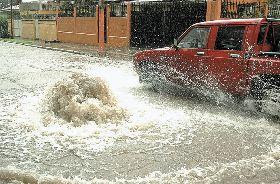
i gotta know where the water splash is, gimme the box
[43,73,127,126]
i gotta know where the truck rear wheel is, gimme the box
[260,88,280,117]
[250,78,280,117]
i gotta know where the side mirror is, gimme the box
[174,39,178,47]
[173,39,179,50]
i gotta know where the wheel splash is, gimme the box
[261,88,280,117]
[44,73,127,126]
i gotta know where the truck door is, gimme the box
[206,25,248,95]
[172,26,210,86]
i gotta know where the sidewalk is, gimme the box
[0,38,140,61]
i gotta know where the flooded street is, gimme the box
[1,42,280,183]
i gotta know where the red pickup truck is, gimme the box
[133,18,280,115]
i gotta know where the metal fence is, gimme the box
[131,0,207,48]
[76,5,97,17]
[221,0,280,19]
[268,2,280,18]
[59,2,74,17]
[221,0,265,19]
[110,3,127,17]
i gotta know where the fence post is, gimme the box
[206,0,222,21]
[74,6,77,41]
[55,2,59,41]
[263,1,268,18]
[127,2,132,47]
[206,0,213,21]
[34,19,39,40]
[106,4,109,45]
[98,2,105,54]
[215,0,222,20]
[10,0,13,38]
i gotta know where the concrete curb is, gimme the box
[0,39,134,60]
[0,40,96,57]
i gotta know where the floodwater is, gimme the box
[0,42,280,184]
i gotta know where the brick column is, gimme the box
[206,0,213,21]
[98,2,105,53]
[207,0,222,21]
[55,2,59,41]
[74,6,77,40]
[126,2,132,47]
[263,1,269,18]
[215,0,222,20]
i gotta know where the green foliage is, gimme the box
[60,2,74,17]
[268,0,279,5]
[267,0,280,18]
[0,17,9,38]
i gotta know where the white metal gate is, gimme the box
[35,19,39,39]
[13,20,21,37]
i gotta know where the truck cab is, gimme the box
[133,18,280,115]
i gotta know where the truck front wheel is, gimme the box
[260,88,280,116]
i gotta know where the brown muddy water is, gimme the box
[0,42,280,184]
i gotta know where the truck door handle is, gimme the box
[197,52,205,56]
[230,54,241,58]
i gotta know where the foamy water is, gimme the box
[43,73,127,126]
[1,42,280,183]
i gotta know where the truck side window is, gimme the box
[215,26,245,51]
[273,25,280,52]
[178,27,210,49]
[257,25,267,44]
[266,25,280,52]
[266,26,274,45]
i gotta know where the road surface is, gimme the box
[0,42,280,183]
